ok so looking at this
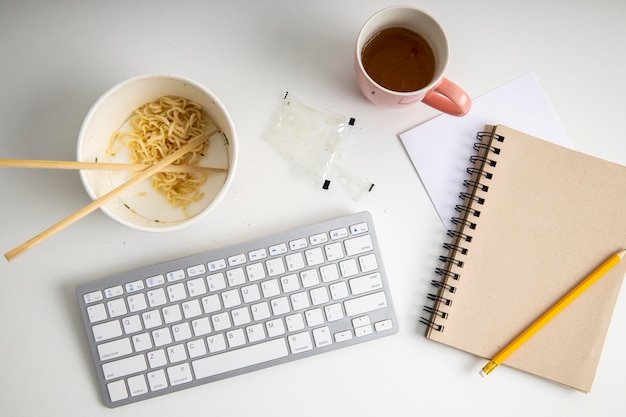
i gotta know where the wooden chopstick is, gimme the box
[0,158,228,173]
[4,132,215,261]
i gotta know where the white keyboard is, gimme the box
[76,211,398,407]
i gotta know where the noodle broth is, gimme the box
[105,115,231,224]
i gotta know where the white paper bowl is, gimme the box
[77,74,237,232]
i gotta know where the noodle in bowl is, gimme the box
[77,74,237,231]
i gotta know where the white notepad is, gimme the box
[399,72,571,229]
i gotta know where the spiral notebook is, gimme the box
[422,124,626,392]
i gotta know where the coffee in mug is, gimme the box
[361,27,436,92]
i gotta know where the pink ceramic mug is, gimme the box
[355,6,471,116]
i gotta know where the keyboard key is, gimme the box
[226,328,246,348]
[285,252,305,271]
[358,253,378,273]
[355,324,373,337]
[182,299,202,319]
[309,232,328,245]
[187,339,207,358]
[142,310,162,329]
[312,326,332,347]
[266,318,286,337]
[166,344,187,363]
[320,264,339,282]
[207,273,227,292]
[285,313,305,332]
[122,315,142,334]
[300,269,320,288]
[288,331,313,353]
[306,307,326,324]
[187,264,206,277]
[172,322,192,341]
[147,369,168,391]
[344,234,373,256]
[147,288,167,307]
[270,297,290,315]
[107,380,128,402]
[246,263,266,281]
[87,303,107,323]
[329,227,348,240]
[167,363,193,386]
[349,273,383,295]
[350,222,369,235]
[269,243,287,256]
[329,282,349,300]
[186,278,207,297]
[127,293,147,313]
[304,247,325,266]
[206,334,227,353]
[227,268,246,286]
[105,285,124,298]
[125,280,145,293]
[374,319,394,332]
[207,259,226,271]
[324,242,344,261]
[266,258,285,276]
[289,237,308,250]
[344,291,388,317]
[191,317,212,336]
[261,279,280,298]
[102,354,147,380]
[146,275,165,288]
[245,323,266,342]
[222,289,242,308]
[98,337,132,360]
[201,294,221,313]
[310,287,329,306]
[163,305,183,324]
[251,302,271,321]
[280,274,300,293]
[127,374,148,397]
[339,259,359,277]
[228,253,246,266]
[166,283,187,302]
[107,298,127,318]
[334,330,353,343]
[192,338,289,379]
[132,332,152,352]
[152,328,172,347]
[324,303,344,322]
[248,248,267,261]
[241,284,261,303]
[147,349,167,368]
[231,307,251,326]
[83,290,103,304]
[92,320,122,342]
[211,312,231,331]
[166,269,185,282]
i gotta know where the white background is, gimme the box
[1,1,625,416]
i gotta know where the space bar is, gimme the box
[192,338,289,379]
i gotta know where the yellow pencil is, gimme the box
[480,248,626,377]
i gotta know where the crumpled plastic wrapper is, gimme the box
[265,92,374,199]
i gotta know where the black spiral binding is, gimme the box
[420,127,505,333]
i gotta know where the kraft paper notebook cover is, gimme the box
[422,124,626,392]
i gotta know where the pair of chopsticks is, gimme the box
[3,132,222,261]
[0,159,227,173]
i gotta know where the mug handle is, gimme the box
[422,77,472,116]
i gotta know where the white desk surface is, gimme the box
[1,1,625,415]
